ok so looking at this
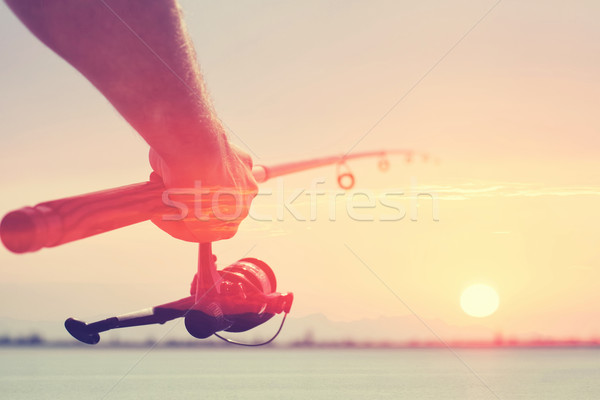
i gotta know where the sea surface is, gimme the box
[0,348,598,399]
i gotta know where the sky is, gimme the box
[0,0,599,342]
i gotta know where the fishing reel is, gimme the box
[65,251,293,346]
[185,256,293,342]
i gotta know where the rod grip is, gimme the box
[0,180,166,253]
[1,166,268,254]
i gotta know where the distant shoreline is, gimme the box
[1,335,599,349]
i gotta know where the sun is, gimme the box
[460,284,499,318]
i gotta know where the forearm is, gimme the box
[6,0,226,167]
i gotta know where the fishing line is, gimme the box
[214,313,288,347]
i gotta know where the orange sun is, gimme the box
[460,284,499,318]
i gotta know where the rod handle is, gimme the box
[0,180,165,253]
[0,165,271,254]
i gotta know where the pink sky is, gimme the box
[1,1,599,341]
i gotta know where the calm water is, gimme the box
[0,348,598,399]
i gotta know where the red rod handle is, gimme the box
[0,166,267,254]
[0,180,166,254]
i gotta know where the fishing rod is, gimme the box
[0,149,428,255]
[0,148,431,345]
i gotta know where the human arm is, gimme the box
[5,0,257,242]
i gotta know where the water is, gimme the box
[1,348,598,399]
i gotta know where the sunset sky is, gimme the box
[1,1,599,341]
